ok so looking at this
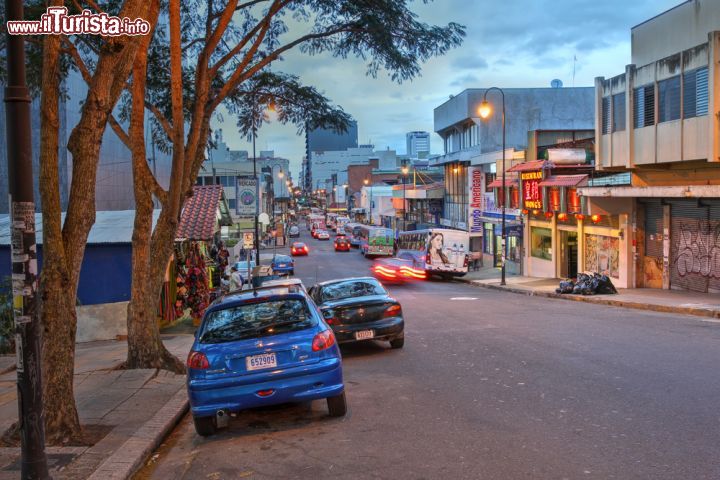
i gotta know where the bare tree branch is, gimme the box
[108,114,130,147]
[61,37,93,85]
[145,101,174,140]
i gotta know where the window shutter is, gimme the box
[695,67,709,116]
[601,97,611,134]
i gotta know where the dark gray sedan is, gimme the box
[308,277,404,349]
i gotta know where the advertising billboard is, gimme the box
[236,176,258,217]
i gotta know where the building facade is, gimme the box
[583,0,720,292]
[432,88,596,271]
[304,120,358,191]
[406,131,431,158]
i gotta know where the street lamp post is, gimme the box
[252,97,260,267]
[401,165,409,232]
[4,1,49,477]
[478,87,507,286]
[363,178,373,225]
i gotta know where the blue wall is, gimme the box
[0,243,133,305]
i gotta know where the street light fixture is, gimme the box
[478,87,507,286]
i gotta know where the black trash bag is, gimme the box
[596,274,618,295]
[558,280,575,294]
[572,283,584,294]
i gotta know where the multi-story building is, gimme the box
[406,131,431,158]
[0,71,173,213]
[432,87,595,271]
[202,135,290,221]
[581,0,720,293]
[305,120,358,190]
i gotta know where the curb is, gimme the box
[88,387,189,480]
[457,278,720,319]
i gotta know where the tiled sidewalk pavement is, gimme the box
[0,334,194,480]
[459,266,720,319]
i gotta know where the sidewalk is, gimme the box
[0,334,194,480]
[459,266,720,319]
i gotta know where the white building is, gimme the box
[310,146,399,190]
[406,131,431,158]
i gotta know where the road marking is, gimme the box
[450,297,478,301]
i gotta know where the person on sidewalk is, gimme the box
[229,265,244,292]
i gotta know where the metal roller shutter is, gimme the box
[670,201,710,293]
[643,200,663,258]
[709,204,720,293]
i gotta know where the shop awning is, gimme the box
[538,174,588,188]
[507,160,548,172]
[487,178,515,188]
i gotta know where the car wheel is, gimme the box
[193,415,217,436]
[327,391,347,417]
[290,269,294,275]
[389,336,405,349]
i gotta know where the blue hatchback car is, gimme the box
[271,255,295,276]
[186,285,346,436]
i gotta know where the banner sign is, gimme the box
[520,170,543,209]
[468,167,484,234]
[236,176,258,217]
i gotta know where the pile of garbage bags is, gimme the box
[556,273,618,295]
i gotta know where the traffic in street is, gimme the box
[135,225,720,480]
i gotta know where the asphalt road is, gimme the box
[135,228,720,480]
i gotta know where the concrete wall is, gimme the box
[631,0,720,67]
[76,302,128,343]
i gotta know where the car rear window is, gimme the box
[200,298,316,344]
[274,255,291,262]
[319,280,387,303]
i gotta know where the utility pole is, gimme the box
[4,0,50,478]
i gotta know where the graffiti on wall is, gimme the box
[585,234,620,278]
[673,221,720,279]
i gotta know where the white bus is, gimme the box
[357,225,394,257]
[336,216,350,233]
[396,228,469,277]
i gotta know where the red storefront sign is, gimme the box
[520,170,542,209]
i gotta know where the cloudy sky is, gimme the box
[213,0,681,178]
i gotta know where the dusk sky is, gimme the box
[213,0,681,179]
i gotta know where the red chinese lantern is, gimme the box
[549,187,561,212]
[567,188,580,213]
[521,209,529,215]
[544,211,554,218]
[532,209,540,216]
[591,214,601,224]
[557,213,568,221]
[575,213,585,220]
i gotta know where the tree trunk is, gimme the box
[124,0,183,371]
[35,0,152,443]
[36,11,83,444]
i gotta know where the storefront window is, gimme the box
[484,223,493,254]
[531,227,552,260]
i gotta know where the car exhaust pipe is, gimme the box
[216,409,230,428]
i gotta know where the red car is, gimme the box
[291,242,309,256]
[334,237,351,251]
[372,257,426,284]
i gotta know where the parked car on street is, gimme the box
[187,285,347,436]
[334,237,351,252]
[288,225,300,238]
[308,277,404,349]
[271,254,295,276]
[316,230,330,240]
[291,242,309,256]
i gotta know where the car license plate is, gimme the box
[354,330,374,340]
[278,264,286,267]
[246,353,277,371]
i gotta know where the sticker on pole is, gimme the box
[15,335,24,373]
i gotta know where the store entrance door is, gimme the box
[561,231,578,279]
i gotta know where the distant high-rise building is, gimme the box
[305,120,358,190]
[406,131,431,158]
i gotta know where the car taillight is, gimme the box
[303,246,308,252]
[187,351,209,370]
[312,329,336,351]
[400,266,426,279]
[383,304,402,318]
[373,265,397,279]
